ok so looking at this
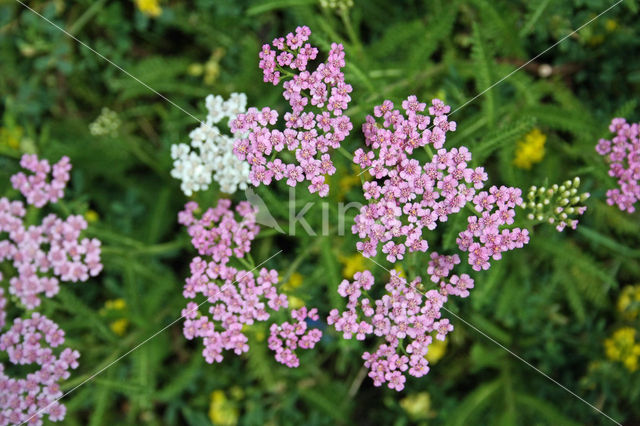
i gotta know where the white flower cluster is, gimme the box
[171,93,250,195]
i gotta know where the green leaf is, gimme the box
[519,0,553,37]
[156,355,203,402]
[474,116,536,163]
[471,23,496,127]
[445,379,501,426]
[246,0,317,16]
[514,393,584,426]
[578,226,640,258]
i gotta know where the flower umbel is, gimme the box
[178,199,322,366]
[596,117,640,213]
[232,26,353,197]
[2,155,103,309]
[523,178,590,231]
[172,93,251,195]
[0,313,80,424]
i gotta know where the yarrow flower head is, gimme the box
[10,154,71,208]
[457,185,530,271]
[352,96,528,270]
[0,154,101,425]
[268,307,322,367]
[523,178,589,232]
[328,265,473,391]
[171,93,251,195]
[0,313,79,425]
[178,199,321,365]
[232,26,353,197]
[2,155,103,309]
[596,117,640,213]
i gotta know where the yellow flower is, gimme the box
[617,285,640,320]
[339,253,366,278]
[109,318,129,336]
[209,390,239,425]
[135,0,162,17]
[605,19,618,32]
[283,272,303,291]
[513,128,546,170]
[426,338,447,364]
[288,295,305,309]
[604,327,640,372]
[0,126,23,149]
[105,298,126,311]
[187,63,204,76]
[101,299,128,335]
[84,210,99,223]
[399,392,434,420]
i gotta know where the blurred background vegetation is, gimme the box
[1,0,640,424]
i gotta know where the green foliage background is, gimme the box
[1,0,640,424]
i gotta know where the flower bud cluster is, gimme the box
[524,177,589,232]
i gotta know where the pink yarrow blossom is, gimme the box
[352,96,528,269]
[268,307,322,367]
[178,200,322,366]
[0,313,79,425]
[232,26,353,197]
[0,154,99,425]
[328,269,471,391]
[595,117,640,213]
[328,259,481,391]
[1,155,102,309]
[10,154,71,208]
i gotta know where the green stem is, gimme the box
[68,0,108,35]
[339,8,363,55]
[101,239,187,256]
[337,146,353,161]
[280,237,325,284]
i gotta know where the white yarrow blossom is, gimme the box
[171,93,251,195]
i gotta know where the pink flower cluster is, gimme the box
[0,154,100,424]
[457,186,529,271]
[328,270,458,391]
[596,117,640,213]
[0,313,79,425]
[232,26,353,197]
[10,154,71,208]
[178,199,259,264]
[178,200,322,365]
[0,197,103,309]
[0,288,5,330]
[352,97,464,259]
[352,97,529,269]
[1,155,102,308]
[268,307,322,367]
